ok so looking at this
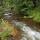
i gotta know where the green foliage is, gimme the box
[12,0,33,15]
[29,7,40,22]
[0,19,13,40]
[0,0,34,15]
[0,0,40,22]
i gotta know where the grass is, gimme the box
[28,7,40,22]
[0,19,21,40]
[0,19,14,40]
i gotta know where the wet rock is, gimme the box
[11,21,40,40]
[3,11,13,20]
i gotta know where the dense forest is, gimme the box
[0,0,40,22]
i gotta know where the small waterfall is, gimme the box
[11,20,40,40]
[3,12,40,40]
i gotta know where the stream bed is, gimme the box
[11,20,40,40]
[2,12,40,40]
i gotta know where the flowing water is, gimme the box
[11,20,40,40]
[3,12,40,40]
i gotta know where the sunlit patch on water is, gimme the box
[11,20,40,40]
